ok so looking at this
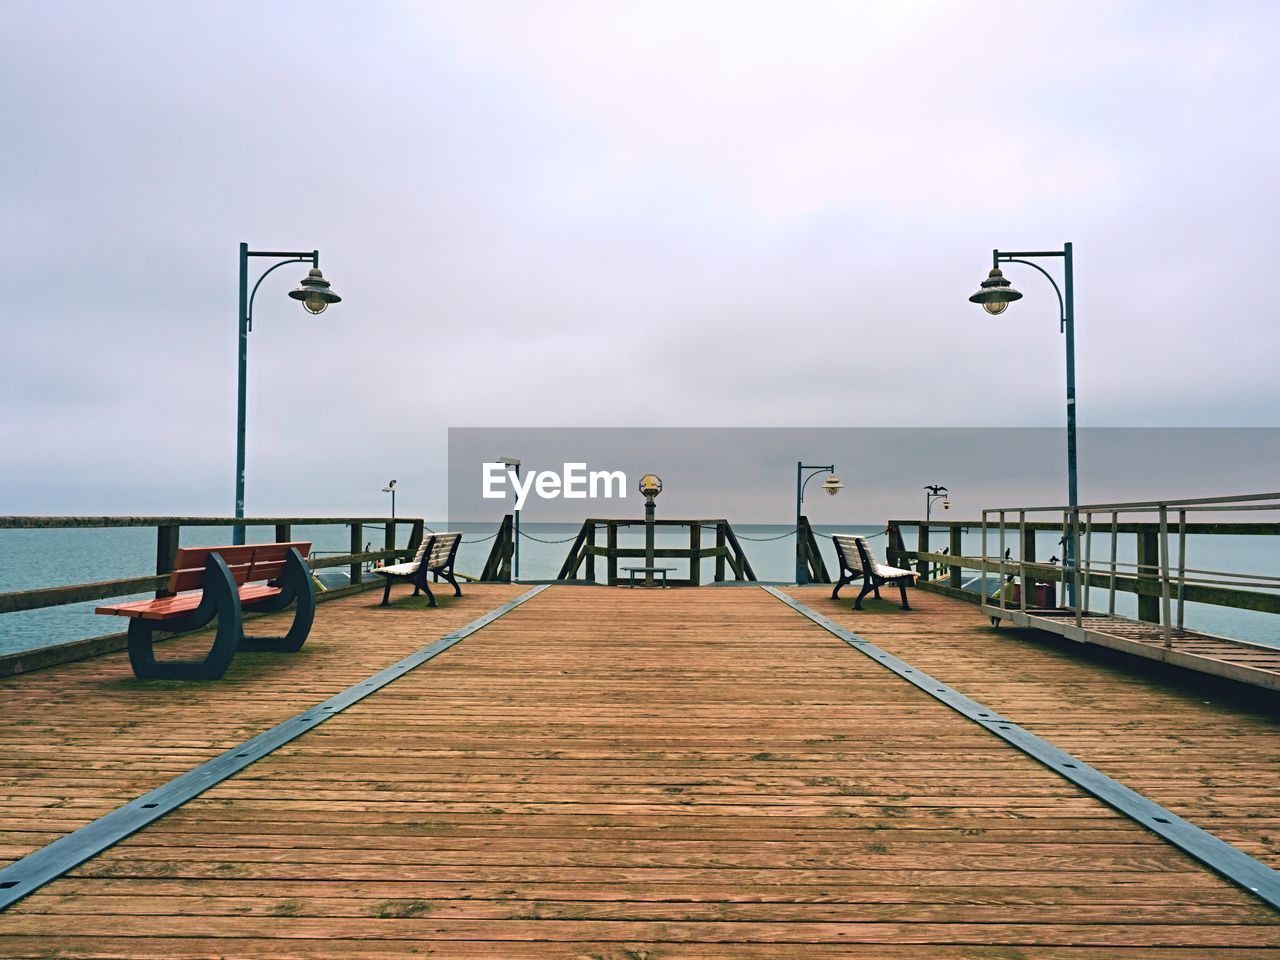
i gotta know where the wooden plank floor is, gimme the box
[0,583,526,866]
[2,586,1278,958]
[788,586,1280,868]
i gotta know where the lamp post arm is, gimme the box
[998,255,1066,332]
[246,257,312,332]
[798,464,836,504]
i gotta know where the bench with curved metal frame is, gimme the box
[97,543,315,681]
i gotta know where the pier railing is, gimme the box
[890,492,1280,631]
[0,515,423,674]
[556,519,757,586]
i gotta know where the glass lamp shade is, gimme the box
[289,267,342,314]
[969,267,1021,313]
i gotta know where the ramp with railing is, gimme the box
[896,493,1280,691]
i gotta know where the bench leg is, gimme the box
[128,555,241,681]
[832,574,852,599]
[380,576,394,606]
[240,548,317,653]
[440,570,463,598]
[897,580,911,610]
[128,615,240,681]
[421,580,437,607]
[853,581,874,611]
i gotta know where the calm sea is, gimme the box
[2,523,1277,656]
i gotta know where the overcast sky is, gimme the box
[3,1,1278,522]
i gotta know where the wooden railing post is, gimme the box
[949,526,963,589]
[917,523,930,579]
[383,520,396,566]
[1137,529,1160,623]
[607,522,618,586]
[689,522,701,586]
[1021,524,1036,605]
[275,523,292,544]
[586,523,597,582]
[155,524,179,598]
[350,523,363,585]
[715,524,727,582]
[407,520,424,559]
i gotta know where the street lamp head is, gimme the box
[942,498,951,510]
[821,474,844,496]
[289,267,342,315]
[969,267,1022,315]
[383,480,397,493]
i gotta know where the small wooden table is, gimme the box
[623,566,675,588]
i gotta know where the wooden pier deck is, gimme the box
[2,584,1279,957]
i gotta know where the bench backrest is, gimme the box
[853,536,887,575]
[833,535,864,573]
[407,534,432,565]
[166,542,312,595]
[425,532,462,570]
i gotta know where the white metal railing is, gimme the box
[979,492,1280,648]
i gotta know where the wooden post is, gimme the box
[1021,525,1036,606]
[949,526,962,589]
[274,523,291,544]
[350,522,363,586]
[407,520,424,559]
[586,524,596,582]
[383,520,395,567]
[607,522,618,586]
[690,522,701,586]
[715,524,726,582]
[1137,529,1160,623]
[917,524,930,579]
[155,524,179,598]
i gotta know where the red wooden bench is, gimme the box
[96,542,315,681]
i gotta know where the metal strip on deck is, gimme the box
[0,584,550,912]
[763,586,1280,912]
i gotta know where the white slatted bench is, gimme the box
[832,534,916,610]
[375,532,463,607]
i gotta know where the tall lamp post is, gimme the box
[795,462,844,584]
[499,456,521,581]
[382,480,397,522]
[924,484,950,524]
[968,243,1076,603]
[235,243,342,545]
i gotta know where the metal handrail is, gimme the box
[979,493,1280,648]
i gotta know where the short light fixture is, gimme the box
[638,474,663,502]
[968,267,1022,315]
[822,474,844,497]
[289,267,343,315]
